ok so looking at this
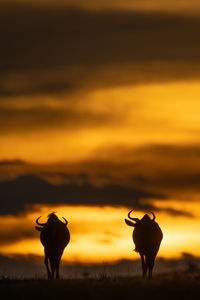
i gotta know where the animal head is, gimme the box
[125,209,155,227]
[47,212,59,222]
[35,212,68,231]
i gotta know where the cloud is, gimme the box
[1,143,200,200]
[0,174,166,215]
[0,170,193,218]
[0,106,115,133]
[1,7,200,98]
[0,223,38,246]
[0,159,25,166]
[92,143,200,190]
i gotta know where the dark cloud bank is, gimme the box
[1,5,200,98]
[0,107,114,133]
[1,5,200,135]
[0,174,164,215]
[1,143,200,216]
[0,173,192,217]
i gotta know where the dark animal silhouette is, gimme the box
[125,210,163,278]
[35,212,70,279]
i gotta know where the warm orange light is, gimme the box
[0,204,200,263]
[1,81,200,163]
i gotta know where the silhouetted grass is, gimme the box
[0,273,200,300]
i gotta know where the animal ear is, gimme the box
[35,226,43,231]
[125,219,136,227]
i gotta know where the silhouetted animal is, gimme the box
[35,212,70,279]
[125,210,163,278]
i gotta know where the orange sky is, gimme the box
[0,1,200,265]
[0,203,200,263]
[1,81,200,162]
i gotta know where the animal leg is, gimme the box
[140,254,147,278]
[50,258,56,279]
[149,260,155,279]
[44,250,51,279]
[146,255,155,279]
[55,258,60,279]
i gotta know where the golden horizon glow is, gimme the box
[0,204,200,263]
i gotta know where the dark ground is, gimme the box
[0,273,200,300]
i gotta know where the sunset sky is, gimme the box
[0,0,200,268]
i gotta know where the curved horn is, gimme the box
[150,211,156,221]
[36,216,46,226]
[128,209,140,222]
[62,217,68,225]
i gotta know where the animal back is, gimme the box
[133,221,163,254]
[40,222,70,250]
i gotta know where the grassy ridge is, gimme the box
[0,273,200,300]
